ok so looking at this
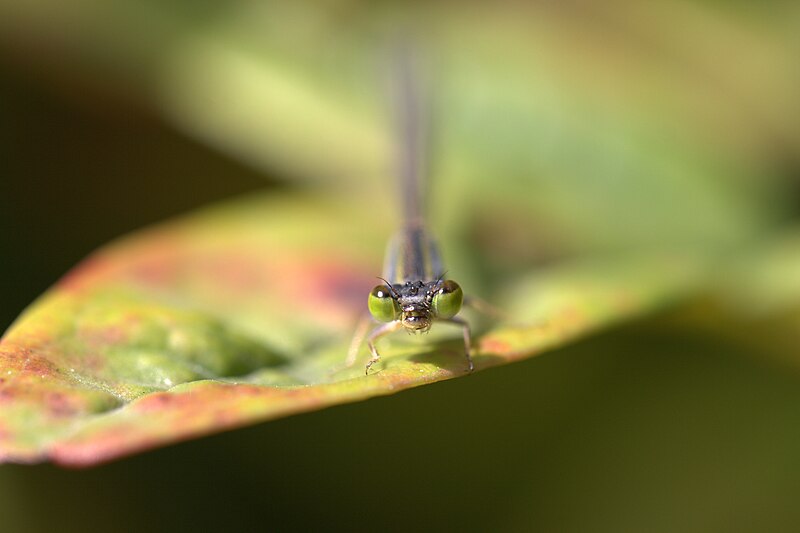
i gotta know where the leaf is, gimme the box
[0,192,704,466]
[667,229,800,370]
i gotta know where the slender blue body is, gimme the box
[358,44,472,374]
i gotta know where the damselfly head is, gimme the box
[368,278,462,332]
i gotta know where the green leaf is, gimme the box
[0,192,704,466]
[669,229,800,369]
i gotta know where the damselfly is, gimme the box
[351,48,473,375]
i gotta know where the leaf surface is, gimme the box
[0,193,703,466]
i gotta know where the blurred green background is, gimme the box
[2,1,800,531]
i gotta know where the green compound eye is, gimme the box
[368,285,400,322]
[432,280,463,319]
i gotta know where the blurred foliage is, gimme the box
[1,0,799,531]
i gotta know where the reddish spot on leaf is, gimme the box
[478,337,510,353]
[2,348,58,379]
